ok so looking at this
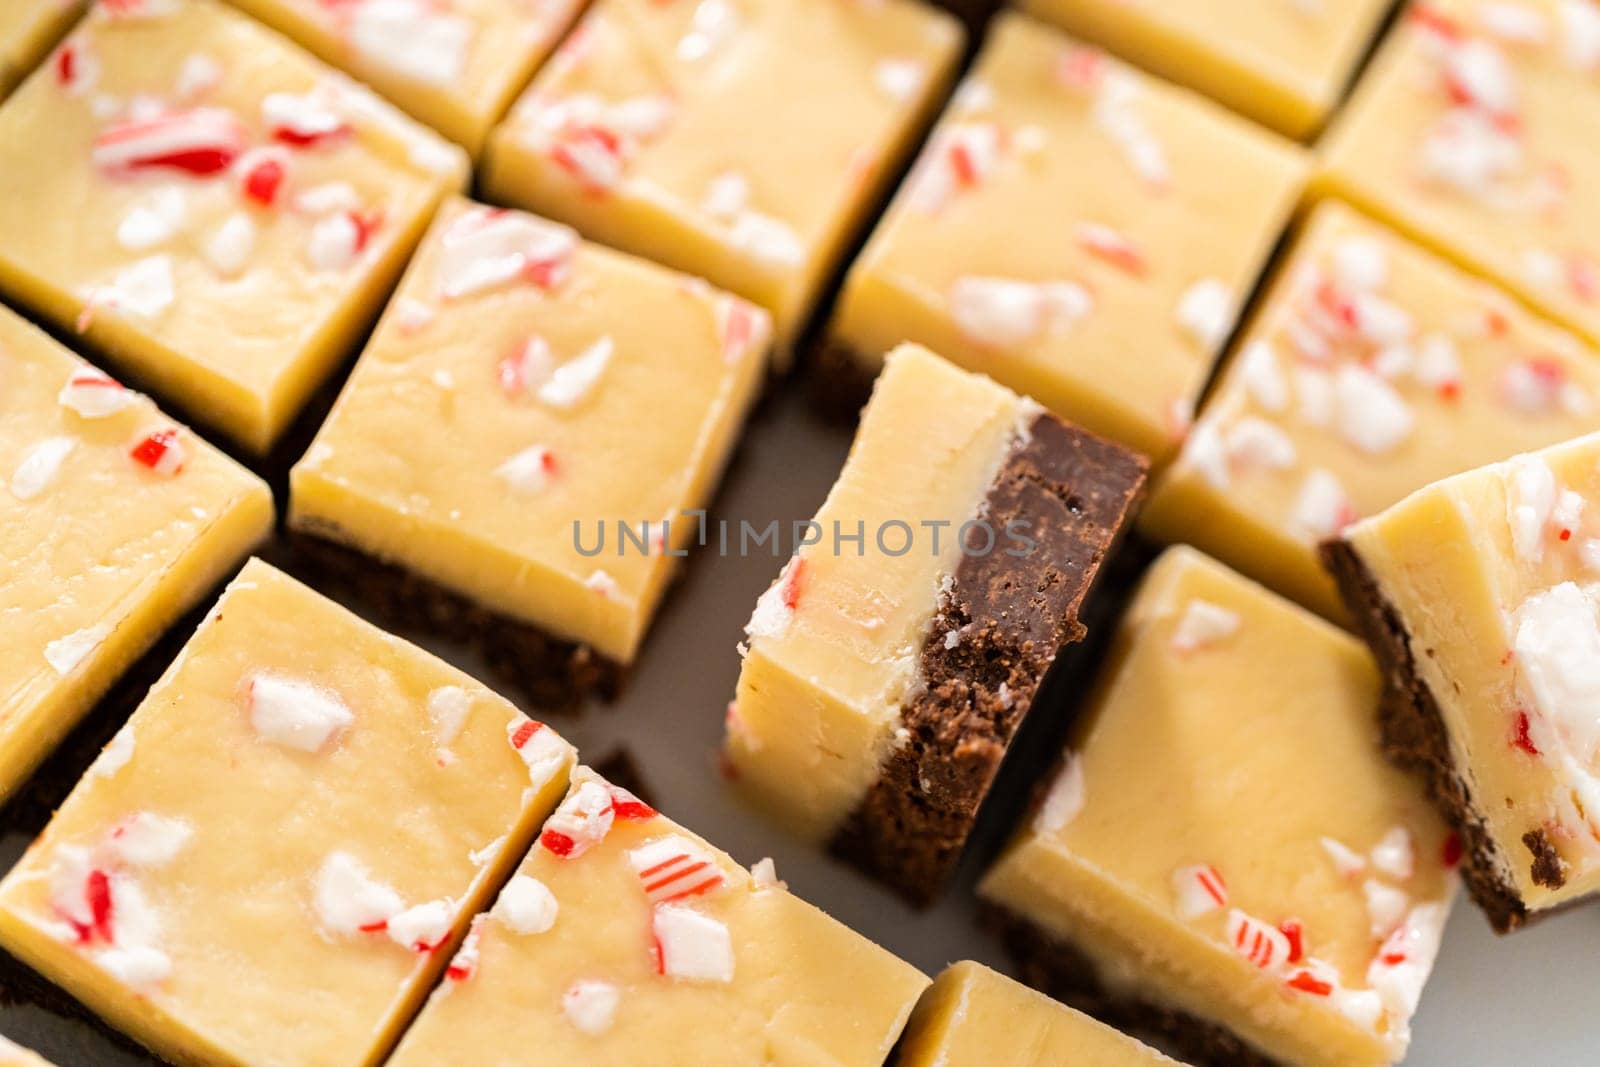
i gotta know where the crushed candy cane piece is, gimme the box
[873,57,926,102]
[1367,902,1449,1022]
[313,852,402,936]
[387,898,454,952]
[496,445,557,494]
[629,836,725,905]
[92,108,245,176]
[106,814,192,869]
[1176,278,1233,350]
[427,686,470,751]
[11,437,75,501]
[446,917,482,981]
[1321,836,1368,879]
[350,0,471,86]
[1370,826,1416,881]
[1170,600,1241,653]
[44,624,110,675]
[1227,909,1290,971]
[128,426,186,476]
[1076,222,1147,275]
[750,857,781,887]
[948,276,1093,348]
[506,715,572,788]
[1171,864,1229,918]
[1237,340,1288,414]
[492,875,559,935]
[563,979,620,1035]
[92,727,136,778]
[205,213,257,277]
[262,91,348,147]
[651,903,734,983]
[437,210,577,299]
[59,366,135,418]
[538,337,613,409]
[1363,878,1410,938]
[247,673,354,752]
[745,556,807,641]
[1292,468,1355,541]
[1335,365,1414,455]
[541,778,615,859]
[1506,455,1556,562]
[1033,753,1085,833]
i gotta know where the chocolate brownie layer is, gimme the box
[1320,539,1534,932]
[289,525,623,714]
[830,415,1147,904]
[980,902,1277,1067]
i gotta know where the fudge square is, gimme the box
[980,547,1458,1067]
[1318,0,1600,350]
[1142,201,1600,623]
[389,766,929,1066]
[222,0,588,155]
[0,1,84,100]
[827,13,1307,464]
[726,344,1147,903]
[0,1036,52,1067]
[896,961,1176,1067]
[482,0,965,358]
[1326,431,1600,932]
[0,0,469,454]
[289,197,770,710]
[1020,0,1393,140]
[0,560,577,1067]
[1,302,270,804]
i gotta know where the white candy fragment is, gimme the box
[91,256,175,320]
[507,715,574,788]
[92,726,136,778]
[1170,600,1241,653]
[1363,879,1410,939]
[387,898,454,952]
[1171,864,1229,919]
[745,556,804,642]
[541,778,616,859]
[59,367,136,418]
[651,904,734,983]
[1176,278,1234,350]
[427,686,471,751]
[563,980,620,1035]
[1226,909,1291,972]
[313,852,403,936]
[1292,468,1352,541]
[1334,365,1414,455]
[948,276,1092,348]
[1237,340,1288,413]
[496,445,556,494]
[436,209,578,300]
[96,945,171,991]
[1321,836,1368,879]
[1369,826,1416,881]
[107,813,192,869]
[248,674,354,753]
[307,213,362,271]
[492,875,559,935]
[873,57,926,101]
[1033,753,1085,834]
[204,212,257,277]
[12,437,75,501]
[1506,456,1556,562]
[1513,582,1600,765]
[538,337,613,410]
[1367,902,1449,1024]
[350,0,472,85]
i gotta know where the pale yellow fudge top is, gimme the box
[0,1034,55,1067]
[1021,0,1392,139]
[390,766,929,1067]
[1346,431,1600,911]
[726,344,1037,841]
[0,560,576,1067]
[483,0,965,355]
[897,961,1176,1067]
[1319,0,1600,349]
[832,13,1307,464]
[290,197,770,665]
[0,0,85,99]
[981,547,1457,1067]
[1142,201,1600,622]
[0,303,271,804]
[0,0,469,453]
[224,0,587,155]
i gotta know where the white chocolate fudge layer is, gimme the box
[897,961,1176,1067]
[0,1,85,100]
[1337,432,1600,920]
[0,560,576,1067]
[290,197,770,667]
[390,766,928,1066]
[831,13,1307,464]
[981,548,1457,1067]
[0,303,270,804]
[1143,201,1600,621]
[0,1034,54,1067]
[1021,0,1392,139]
[1319,0,1600,349]
[483,0,964,357]
[0,0,468,453]
[223,0,587,155]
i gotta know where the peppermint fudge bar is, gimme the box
[825,13,1306,462]
[1021,0,1393,139]
[1143,201,1600,622]
[982,547,1457,1067]
[1325,431,1600,931]
[223,0,587,155]
[726,344,1146,903]
[0,1,85,100]
[390,766,929,1066]
[1319,0,1600,349]
[1,303,270,804]
[896,961,1176,1066]
[0,560,576,1066]
[483,0,964,360]
[290,198,770,710]
[0,0,468,453]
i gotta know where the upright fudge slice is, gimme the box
[896,961,1176,1066]
[0,0,468,453]
[1325,431,1600,931]
[1,303,270,803]
[0,560,577,1066]
[826,13,1306,462]
[981,547,1457,1067]
[1319,0,1600,349]
[726,344,1146,903]
[290,198,771,710]
[222,0,587,155]
[389,766,929,1066]
[1020,0,1393,139]
[483,0,964,359]
[1143,201,1600,622]
[0,1,85,100]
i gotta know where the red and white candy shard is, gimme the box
[1321,836,1368,879]
[498,334,556,397]
[128,426,187,477]
[262,90,348,147]
[1171,864,1229,919]
[1169,599,1241,653]
[745,555,806,642]
[495,444,557,494]
[1367,901,1450,1022]
[540,778,616,859]
[490,874,559,935]
[1293,467,1355,541]
[948,275,1093,349]
[313,851,403,936]
[910,122,1002,213]
[1032,752,1085,834]
[1507,455,1556,562]
[715,295,769,365]
[537,336,613,409]
[651,903,734,983]
[48,842,173,991]
[435,209,578,300]
[234,146,289,208]
[347,0,472,86]
[10,437,76,502]
[386,898,454,952]
[563,979,620,1036]
[628,836,725,905]
[609,784,655,822]
[105,813,192,869]
[506,715,573,788]
[427,685,471,754]
[584,569,620,598]
[247,673,354,752]
[44,624,110,676]
[92,108,246,177]
[446,916,483,982]
[1091,69,1170,188]
[1227,909,1291,972]
[88,255,175,321]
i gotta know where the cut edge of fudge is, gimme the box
[1319,538,1538,934]
[828,412,1148,903]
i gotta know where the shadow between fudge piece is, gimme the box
[893,960,1176,1066]
[1142,199,1600,624]
[0,1,85,102]
[1323,430,1600,933]
[822,12,1307,462]
[220,0,587,157]
[288,197,771,712]
[389,765,929,1066]
[0,560,578,1066]
[979,546,1459,1067]
[724,343,1147,905]
[0,0,469,455]
[1,303,271,806]
[480,0,966,365]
